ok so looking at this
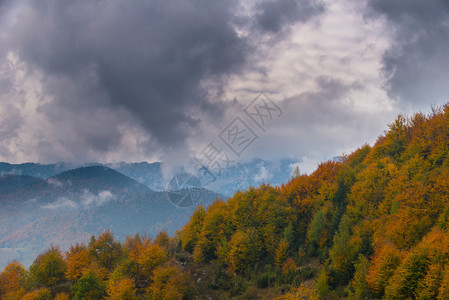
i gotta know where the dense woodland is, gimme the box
[2,104,449,299]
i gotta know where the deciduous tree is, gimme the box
[0,261,28,298]
[29,247,66,293]
[88,230,122,271]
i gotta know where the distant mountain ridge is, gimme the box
[0,162,77,178]
[0,158,298,196]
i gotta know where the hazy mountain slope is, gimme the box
[0,175,43,195]
[107,161,165,191]
[0,166,221,268]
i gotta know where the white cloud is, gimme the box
[42,197,78,210]
[81,190,115,208]
[288,162,301,175]
[41,190,115,210]
[47,178,63,188]
[254,166,272,183]
[295,157,322,175]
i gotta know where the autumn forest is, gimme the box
[3,104,449,299]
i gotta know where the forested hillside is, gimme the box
[2,104,449,299]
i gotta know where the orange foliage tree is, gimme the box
[65,243,91,282]
[0,261,28,299]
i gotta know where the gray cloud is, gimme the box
[0,0,326,163]
[366,0,449,107]
[282,76,366,132]
[0,104,22,140]
[243,74,393,172]
[1,0,248,160]
[255,0,324,33]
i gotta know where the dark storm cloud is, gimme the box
[5,0,246,150]
[0,0,327,163]
[255,0,324,33]
[366,0,449,107]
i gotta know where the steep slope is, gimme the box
[173,105,449,298]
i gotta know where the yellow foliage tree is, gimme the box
[438,267,449,300]
[136,243,166,279]
[384,229,449,299]
[192,201,227,262]
[417,263,443,299]
[107,278,137,300]
[88,230,122,272]
[21,288,51,300]
[126,234,166,280]
[147,265,191,300]
[274,239,289,267]
[154,231,170,249]
[227,228,261,274]
[54,292,70,300]
[180,206,205,252]
[277,283,317,300]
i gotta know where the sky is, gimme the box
[0,0,448,173]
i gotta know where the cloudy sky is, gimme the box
[0,0,448,172]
